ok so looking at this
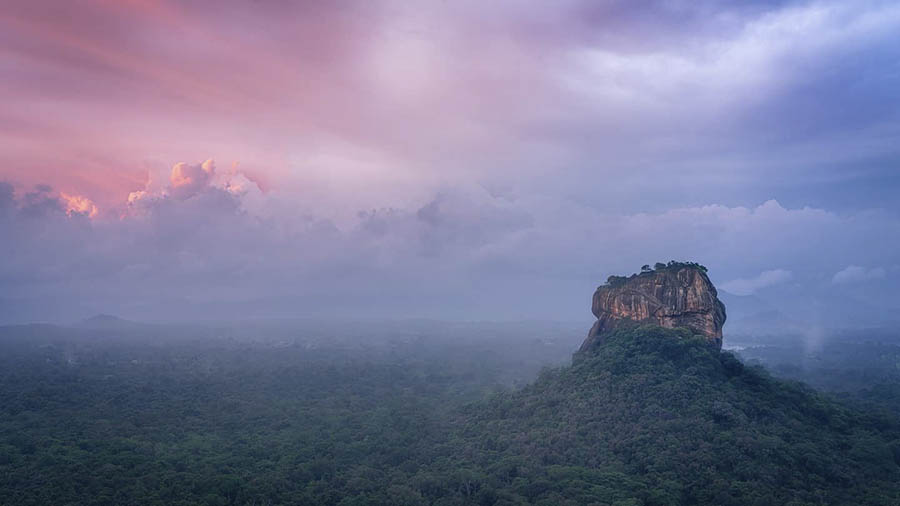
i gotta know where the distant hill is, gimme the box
[82,313,124,324]
[720,287,900,336]
[74,314,148,330]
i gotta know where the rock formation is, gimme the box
[579,262,727,352]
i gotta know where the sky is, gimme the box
[1,0,899,327]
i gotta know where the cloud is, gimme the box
[0,182,14,211]
[1,2,900,323]
[3,171,900,325]
[60,193,99,218]
[720,269,793,296]
[2,0,899,217]
[169,159,216,200]
[832,265,887,284]
[126,159,261,213]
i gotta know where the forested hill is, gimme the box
[457,326,900,505]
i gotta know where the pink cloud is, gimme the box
[60,192,99,218]
[170,159,215,199]
[0,0,898,223]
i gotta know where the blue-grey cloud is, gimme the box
[2,172,899,326]
[721,270,793,296]
[832,265,887,284]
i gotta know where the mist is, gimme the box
[4,1,900,504]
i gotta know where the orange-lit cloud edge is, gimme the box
[39,158,268,221]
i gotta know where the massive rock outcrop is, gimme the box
[579,263,727,352]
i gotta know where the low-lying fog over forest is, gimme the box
[4,311,900,504]
[3,0,900,504]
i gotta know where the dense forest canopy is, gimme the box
[2,321,900,505]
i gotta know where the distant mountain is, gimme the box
[75,314,148,330]
[721,286,900,335]
[83,313,123,323]
[718,292,775,320]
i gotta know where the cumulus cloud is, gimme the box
[126,159,262,214]
[169,159,216,200]
[719,270,794,296]
[832,265,887,284]
[60,193,99,218]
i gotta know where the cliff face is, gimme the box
[579,265,726,352]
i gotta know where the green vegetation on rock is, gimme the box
[605,261,708,287]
